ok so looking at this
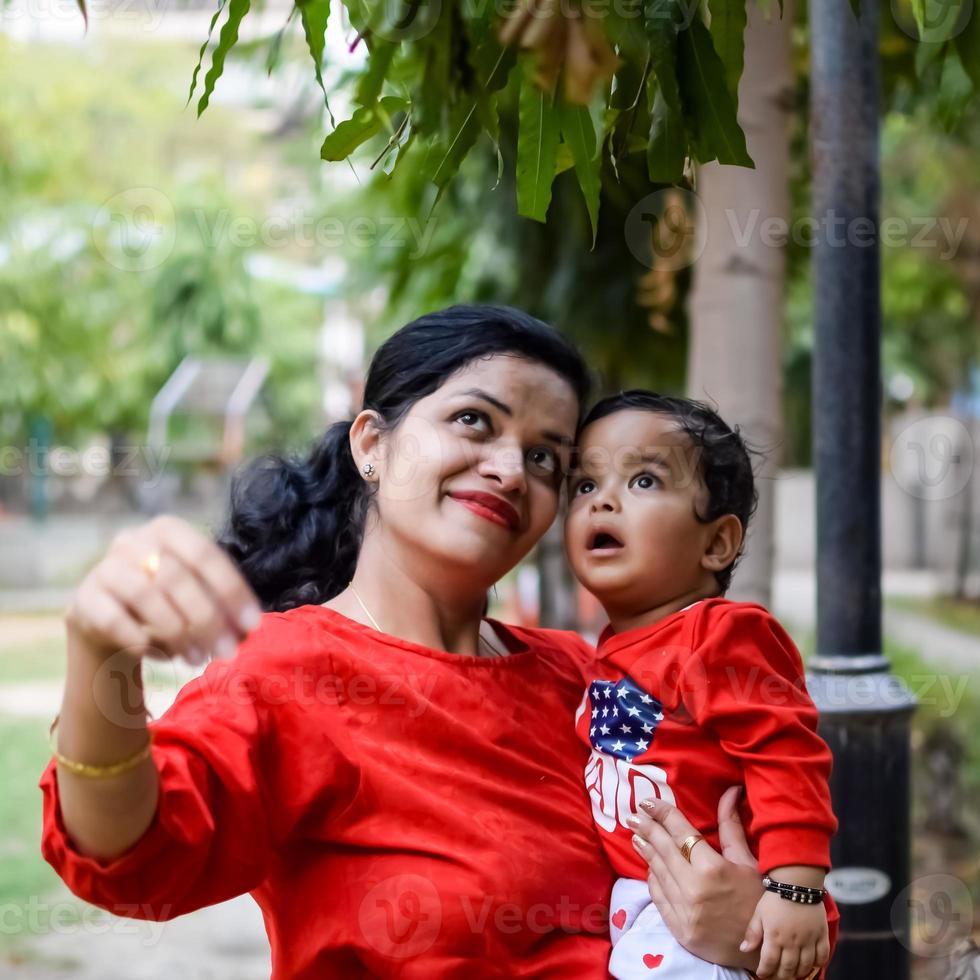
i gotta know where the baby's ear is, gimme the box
[701,514,744,571]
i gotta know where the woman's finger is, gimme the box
[93,550,186,652]
[643,835,687,911]
[717,785,758,869]
[635,800,719,874]
[69,577,153,653]
[146,516,261,634]
[149,552,236,660]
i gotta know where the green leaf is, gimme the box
[560,103,602,244]
[647,85,686,182]
[319,96,408,161]
[265,7,297,76]
[914,38,946,77]
[911,0,926,34]
[516,66,562,222]
[425,48,510,202]
[707,0,746,105]
[644,0,685,120]
[187,0,229,107]
[936,46,973,129]
[426,100,484,192]
[74,0,88,28]
[297,0,331,106]
[197,0,251,117]
[555,143,575,175]
[356,42,396,107]
[954,2,980,90]
[677,15,753,166]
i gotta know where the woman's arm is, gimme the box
[627,786,765,973]
[55,515,261,860]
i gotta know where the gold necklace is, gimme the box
[346,581,507,657]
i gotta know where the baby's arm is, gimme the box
[740,865,830,979]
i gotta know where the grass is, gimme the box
[0,716,88,950]
[0,637,68,685]
[888,595,980,639]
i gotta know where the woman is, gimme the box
[40,305,780,977]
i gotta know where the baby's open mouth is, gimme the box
[588,530,624,550]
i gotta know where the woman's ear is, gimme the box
[349,409,384,477]
[700,514,744,573]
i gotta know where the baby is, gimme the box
[563,391,838,980]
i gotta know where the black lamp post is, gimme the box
[806,0,917,976]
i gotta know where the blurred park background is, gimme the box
[1,0,979,975]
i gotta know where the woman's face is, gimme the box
[364,355,580,589]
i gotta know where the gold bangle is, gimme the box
[48,713,154,779]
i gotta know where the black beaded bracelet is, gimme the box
[762,876,827,905]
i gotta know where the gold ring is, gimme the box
[679,834,705,863]
[140,550,162,579]
[804,969,820,980]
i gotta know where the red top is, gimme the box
[40,607,614,978]
[574,599,840,965]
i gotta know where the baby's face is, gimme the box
[564,410,714,616]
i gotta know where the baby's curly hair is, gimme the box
[577,390,761,594]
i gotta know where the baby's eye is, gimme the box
[527,447,557,475]
[573,479,597,496]
[629,472,660,490]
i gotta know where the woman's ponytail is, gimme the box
[218,419,368,611]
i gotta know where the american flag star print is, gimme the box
[587,676,665,763]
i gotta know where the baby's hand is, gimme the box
[739,890,830,979]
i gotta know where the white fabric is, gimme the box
[609,877,753,980]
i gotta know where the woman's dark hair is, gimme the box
[578,390,760,594]
[219,304,592,611]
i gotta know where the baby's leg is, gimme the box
[609,878,753,980]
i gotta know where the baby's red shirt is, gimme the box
[40,606,615,979]
[574,598,840,964]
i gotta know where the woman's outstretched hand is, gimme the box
[65,515,263,667]
[627,786,765,973]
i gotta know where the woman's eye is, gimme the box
[527,447,557,475]
[454,411,490,432]
[630,472,660,490]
